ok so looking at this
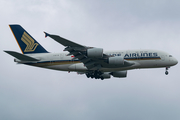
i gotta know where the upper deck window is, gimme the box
[169,55,172,57]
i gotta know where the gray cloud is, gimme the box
[0,0,180,120]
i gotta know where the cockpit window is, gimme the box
[169,55,172,57]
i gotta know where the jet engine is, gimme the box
[87,48,103,58]
[101,73,111,79]
[108,56,124,66]
[111,71,127,78]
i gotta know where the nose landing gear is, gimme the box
[165,67,169,75]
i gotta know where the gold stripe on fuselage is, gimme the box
[125,57,161,61]
[31,60,81,67]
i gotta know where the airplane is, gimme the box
[4,24,178,80]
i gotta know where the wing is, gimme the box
[44,32,84,48]
[44,32,134,70]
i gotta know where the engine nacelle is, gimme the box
[87,48,103,58]
[101,73,111,79]
[108,56,124,66]
[111,71,127,78]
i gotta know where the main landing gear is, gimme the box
[86,71,104,80]
[165,67,169,75]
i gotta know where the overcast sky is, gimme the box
[0,0,180,120]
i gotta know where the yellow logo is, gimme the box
[21,32,38,52]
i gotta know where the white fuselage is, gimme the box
[19,49,178,72]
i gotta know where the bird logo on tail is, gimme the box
[21,32,39,52]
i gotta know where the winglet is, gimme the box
[44,32,50,38]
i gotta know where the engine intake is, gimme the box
[87,48,103,58]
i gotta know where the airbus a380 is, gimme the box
[4,24,178,80]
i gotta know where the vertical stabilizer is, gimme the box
[9,24,48,54]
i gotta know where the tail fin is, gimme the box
[9,24,48,54]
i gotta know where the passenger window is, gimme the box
[169,55,172,57]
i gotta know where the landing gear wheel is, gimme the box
[165,71,168,75]
[165,67,170,75]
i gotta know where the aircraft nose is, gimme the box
[173,57,178,65]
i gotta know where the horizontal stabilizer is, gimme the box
[4,51,39,61]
